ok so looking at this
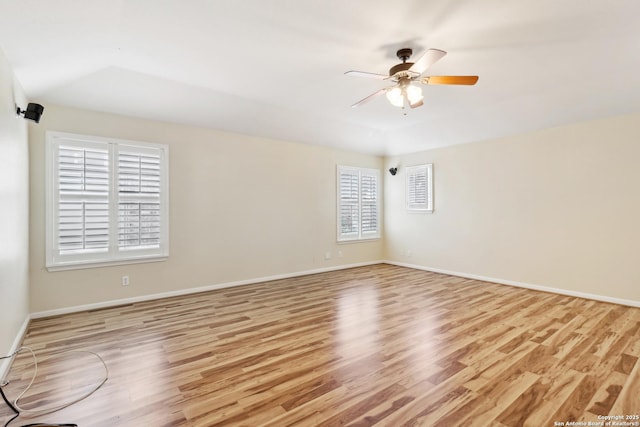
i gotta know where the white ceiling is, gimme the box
[1,0,639,155]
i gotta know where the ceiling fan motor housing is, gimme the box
[389,62,414,77]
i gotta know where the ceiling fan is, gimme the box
[345,48,478,109]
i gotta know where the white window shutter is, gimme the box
[117,148,163,250]
[56,145,110,255]
[338,168,360,239]
[46,132,169,270]
[337,166,380,241]
[406,164,433,212]
[360,172,378,235]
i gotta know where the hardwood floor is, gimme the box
[2,264,640,426]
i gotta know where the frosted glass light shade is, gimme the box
[386,87,404,107]
[406,84,423,104]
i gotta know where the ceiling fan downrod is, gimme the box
[396,48,412,62]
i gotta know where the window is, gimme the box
[337,166,380,241]
[46,131,169,270]
[406,164,433,212]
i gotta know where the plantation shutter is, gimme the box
[46,131,169,270]
[338,168,360,239]
[117,147,163,250]
[406,164,433,212]
[57,144,110,254]
[337,166,380,241]
[360,172,378,235]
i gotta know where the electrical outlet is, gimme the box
[122,275,130,286]
[324,251,332,260]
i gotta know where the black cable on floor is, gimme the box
[2,382,77,427]
[0,383,19,427]
[19,424,77,427]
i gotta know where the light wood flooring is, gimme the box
[2,264,640,426]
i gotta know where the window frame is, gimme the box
[406,163,433,213]
[337,165,381,242]
[46,131,170,271]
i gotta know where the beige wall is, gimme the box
[0,47,29,374]
[29,104,384,313]
[23,91,640,313]
[384,113,640,303]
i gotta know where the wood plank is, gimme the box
[2,264,640,426]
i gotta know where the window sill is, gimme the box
[46,255,168,272]
[337,237,381,244]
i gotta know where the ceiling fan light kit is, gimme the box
[385,81,423,108]
[345,47,478,109]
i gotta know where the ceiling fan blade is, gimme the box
[351,88,388,108]
[408,49,447,75]
[409,99,424,109]
[344,70,388,79]
[422,75,479,85]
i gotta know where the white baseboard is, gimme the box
[24,259,640,343]
[0,314,30,382]
[384,260,640,308]
[30,261,383,319]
